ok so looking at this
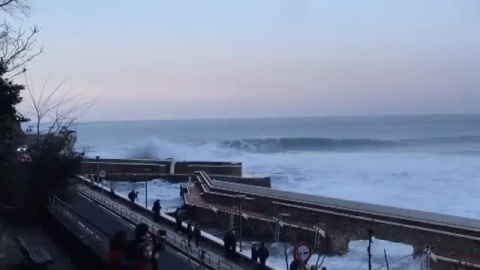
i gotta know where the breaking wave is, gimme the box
[220,136,480,153]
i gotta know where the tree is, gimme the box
[0,0,42,77]
[1,23,42,77]
[0,61,25,185]
[0,0,42,205]
[22,75,96,201]
[0,0,30,15]
[24,75,97,138]
[27,128,83,197]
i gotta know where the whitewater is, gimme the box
[69,115,480,269]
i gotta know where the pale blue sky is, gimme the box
[15,0,480,120]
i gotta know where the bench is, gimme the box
[15,236,53,267]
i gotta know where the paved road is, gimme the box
[60,192,194,269]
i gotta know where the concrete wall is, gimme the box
[210,175,271,188]
[82,159,242,177]
[82,161,169,175]
[175,161,242,176]
[201,186,480,259]
[185,204,330,254]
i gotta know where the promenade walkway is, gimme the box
[74,178,257,270]
[58,191,195,269]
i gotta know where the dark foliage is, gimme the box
[27,129,83,195]
[0,62,28,204]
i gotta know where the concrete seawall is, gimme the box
[184,171,480,267]
[82,158,243,177]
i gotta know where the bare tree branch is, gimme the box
[0,22,43,75]
[0,0,30,16]
[24,74,98,138]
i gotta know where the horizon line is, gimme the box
[66,112,480,124]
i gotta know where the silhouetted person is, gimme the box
[257,242,269,269]
[109,182,115,197]
[223,230,237,258]
[251,243,259,263]
[128,190,138,209]
[154,229,166,253]
[125,223,150,262]
[175,209,183,232]
[151,199,161,222]
[193,224,201,247]
[187,222,193,246]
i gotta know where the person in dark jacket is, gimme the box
[223,231,232,258]
[174,209,183,232]
[223,230,237,258]
[125,223,150,262]
[257,242,269,269]
[128,190,138,209]
[151,200,161,222]
[186,222,193,247]
[251,243,259,264]
[193,224,201,247]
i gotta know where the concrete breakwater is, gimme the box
[183,172,480,268]
[82,158,243,177]
[81,157,271,187]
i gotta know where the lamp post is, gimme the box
[95,156,100,187]
[232,195,254,252]
[143,168,151,208]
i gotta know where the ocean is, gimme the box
[69,114,480,269]
[74,114,480,219]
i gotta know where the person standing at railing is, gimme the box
[128,190,138,209]
[193,224,201,247]
[151,199,161,222]
[257,242,269,270]
[223,230,237,258]
[251,243,259,264]
[187,222,193,247]
[110,182,116,197]
[174,208,183,232]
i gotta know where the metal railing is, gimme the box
[74,179,235,270]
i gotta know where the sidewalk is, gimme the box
[75,180,254,270]
[0,224,75,270]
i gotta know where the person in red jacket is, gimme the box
[107,230,127,270]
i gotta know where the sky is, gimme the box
[12,0,480,121]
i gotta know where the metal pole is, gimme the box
[239,197,242,251]
[95,156,100,186]
[384,249,390,270]
[368,228,373,270]
[145,174,148,208]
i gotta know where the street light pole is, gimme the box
[144,168,151,208]
[232,195,246,251]
[145,174,148,208]
[95,156,100,186]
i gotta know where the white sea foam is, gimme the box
[92,137,480,219]
[240,238,418,270]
